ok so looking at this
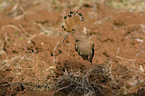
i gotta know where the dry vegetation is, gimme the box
[0,0,145,96]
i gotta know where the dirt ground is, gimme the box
[0,0,145,96]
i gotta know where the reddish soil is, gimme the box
[0,2,145,96]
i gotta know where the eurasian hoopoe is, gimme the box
[61,11,94,63]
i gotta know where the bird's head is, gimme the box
[61,11,84,45]
[62,11,83,34]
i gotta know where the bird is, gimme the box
[61,11,94,63]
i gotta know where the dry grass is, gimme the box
[0,0,57,93]
[54,59,145,95]
[105,0,145,12]
[0,0,145,95]
[54,62,115,96]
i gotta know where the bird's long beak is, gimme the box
[61,32,72,45]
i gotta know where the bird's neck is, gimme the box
[71,32,87,41]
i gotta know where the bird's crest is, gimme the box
[62,11,83,33]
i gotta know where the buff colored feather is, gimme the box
[62,11,94,63]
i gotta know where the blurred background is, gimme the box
[0,0,145,96]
